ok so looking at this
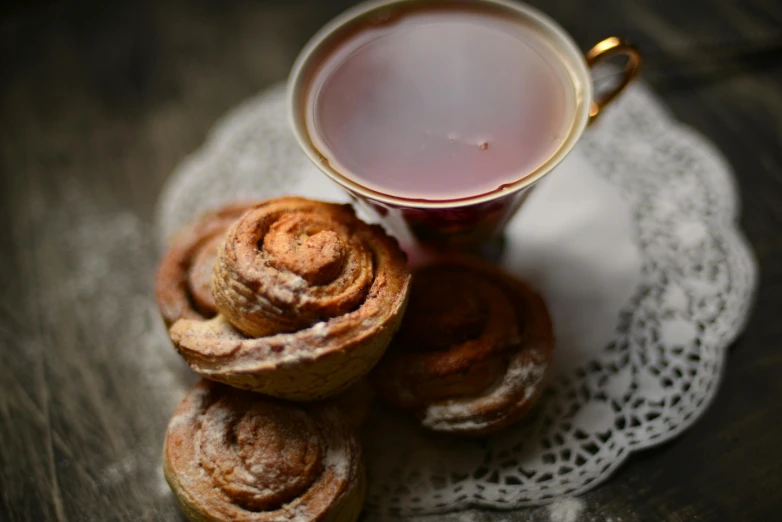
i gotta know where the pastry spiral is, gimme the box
[163,380,365,522]
[374,259,554,437]
[168,197,411,401]
[156,202,257,326]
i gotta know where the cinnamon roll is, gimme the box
[169,197,411,401]
[163,380,365,522]
[373,259,554,437]
[156,202,257,326]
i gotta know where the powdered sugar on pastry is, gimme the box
[373,259,554,436]
[163,381,364,522]
[421,357,547,432]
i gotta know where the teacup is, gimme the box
[289,0,640,252]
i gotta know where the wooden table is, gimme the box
[1,0,780,520]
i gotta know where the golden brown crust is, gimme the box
[212,198,376,338]
[163,380,365,522]
[155,202,258,326]
[168,197,411,401]
[373,259,554,437]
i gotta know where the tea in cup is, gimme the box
[289,0,640,250]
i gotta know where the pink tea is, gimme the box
[304,3,577,202]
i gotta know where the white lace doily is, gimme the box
[156,82,757,517]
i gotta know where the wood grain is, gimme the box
[1,0,781,520]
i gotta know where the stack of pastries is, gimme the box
[156,197,554,521]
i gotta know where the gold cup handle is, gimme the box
[586,37,642,124]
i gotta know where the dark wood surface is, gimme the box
[2,0,781,520]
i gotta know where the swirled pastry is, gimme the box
[169,197,411,401]
[156,202,257,326]
[163,380,365,522]
[374,259,554,437]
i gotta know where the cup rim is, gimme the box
[288,0,592,209]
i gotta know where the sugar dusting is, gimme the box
[547,497,585,522]
[310,321,328,338]
[278,409,353,522]
[44,180,195,506]
[169,387,353,522]
[100,455,139,487]
[51,181,192,406]
[421,357,546,432]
